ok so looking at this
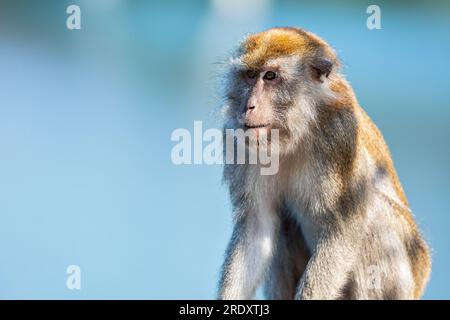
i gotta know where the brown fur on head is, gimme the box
[241,27,339,70]
[223,27,349,154]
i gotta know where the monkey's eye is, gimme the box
[263,71,277,81]
[245,70,257,79]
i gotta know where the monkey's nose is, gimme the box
[247,105,256,111]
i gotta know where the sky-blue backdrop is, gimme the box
[0,0,449,299]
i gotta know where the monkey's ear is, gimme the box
[310,58,333,82]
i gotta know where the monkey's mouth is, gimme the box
[244,124,270,129]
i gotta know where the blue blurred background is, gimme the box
[0,0,449,299]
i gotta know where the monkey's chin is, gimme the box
[242,125,278,151]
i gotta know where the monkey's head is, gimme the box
[223,27,341,154]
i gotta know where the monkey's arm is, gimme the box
[295,224,361,300]
[218,208,279,300]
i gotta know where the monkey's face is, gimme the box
[223,28,337,154]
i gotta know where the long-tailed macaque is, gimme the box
[218,27,430,300]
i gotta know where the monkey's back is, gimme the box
[354,104,431,298]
